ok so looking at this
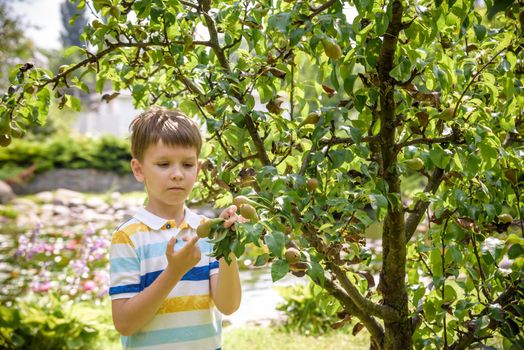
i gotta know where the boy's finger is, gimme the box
[166,237,177,254]
[186,235,200,246]
[219,205,237,219]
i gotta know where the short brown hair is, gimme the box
[129,106,202,161]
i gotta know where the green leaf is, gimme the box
[486,0,515,19]
[429,145,451,169]
[254,254,269,266]
[389,57,412,82]
[375,11,389,36]
[307,260,324,285]
[264,231,285,258]
[508,244,524,259]
[66,96,81,111]
[63,46,84,58]
[268,12,290,33]
[271,259,289,282]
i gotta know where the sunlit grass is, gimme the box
[223,325,370,350]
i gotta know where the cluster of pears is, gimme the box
[196,195,259,239]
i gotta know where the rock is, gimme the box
[10,169,143,194]
[0,181,15,204]
[86,197,106,209]
[35,191,54,203]
[54,189,85,206]
[11,198,37,211]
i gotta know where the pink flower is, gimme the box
[83,280,97,291]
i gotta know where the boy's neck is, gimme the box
[145,203,186,226]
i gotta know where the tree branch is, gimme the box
[322,274,385,348]
[199,0,270,165]
[179,0,199,10]
[398,133,464,149]
[452,46,508,119]
[308,0,338,19]
[327,262,401,322]
[319,135,377,146]
[405,167,445,242]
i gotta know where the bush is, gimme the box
[0,134,131,181]
[0,295,118,350]
[276,282,350,336]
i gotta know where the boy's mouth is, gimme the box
[168,186,184,191]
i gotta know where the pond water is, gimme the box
[224,267,307,327]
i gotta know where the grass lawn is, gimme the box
[223,326,370,350]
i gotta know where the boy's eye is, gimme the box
[184,163,195,168]
[157,163,169,167]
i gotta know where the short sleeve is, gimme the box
[206,239,219,276]
[109,230,141,300]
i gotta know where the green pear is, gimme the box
[196,218,224,238]
[299,112,320,127]
[497,214,513,224]
[0,134,11,147]
[306,178,319,192]
[233,195,258,208]
[405,158,424,171]
[284,247,301,264]
[322,39,343,60]
[438,107,455,121]
[240,204,258,222]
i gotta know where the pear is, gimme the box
[196,218,224,238]
[110,6,121,18]
[233,195,258,208]
[405,157,424,171]
[239,204,258,222]
[299,112,320,127]
[497,214,513,224]
[438,107,455,121]
[205,103,216,114]
[164,54,175,66]
[92,20,104,29]
[322,39,343,60]
[0,134,11,147]
[306,178,319,192]
[284,247,301,264]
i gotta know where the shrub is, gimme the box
[0,295,116,350]
[0,134,131,181]
[276,283,350,336]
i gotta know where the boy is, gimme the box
[109,106,242,349]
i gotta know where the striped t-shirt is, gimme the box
[109,207,221,350]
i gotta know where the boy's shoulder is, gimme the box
[113,216,149,236]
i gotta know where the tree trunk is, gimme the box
[377,1,413,348]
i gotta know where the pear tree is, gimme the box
[1,0,523,349]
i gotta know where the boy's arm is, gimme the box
[112,236,201,336]
[210,253,242,315]
[209,205,242,315]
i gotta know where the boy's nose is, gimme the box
[170,167,183,180]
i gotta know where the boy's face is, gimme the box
[131,141,200,215]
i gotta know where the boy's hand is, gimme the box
[165,235,201,274]
[219,205,249,231]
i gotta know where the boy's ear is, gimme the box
[131,158,144,182]
[196,160,202,175]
